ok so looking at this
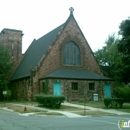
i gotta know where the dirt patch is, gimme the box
[36,112,64,116]
[0,104,46,113]
[71,110,117,116]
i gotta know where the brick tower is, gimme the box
[0,28,24,77]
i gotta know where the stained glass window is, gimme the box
[63,42,80,65]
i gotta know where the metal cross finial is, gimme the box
[69,7,74,13]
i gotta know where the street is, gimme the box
[0,110,129,130]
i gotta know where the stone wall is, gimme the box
[38,79,104,102]
[10,78,31,100]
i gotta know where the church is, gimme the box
[0,8,113,101]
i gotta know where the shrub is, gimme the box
[35,94,65,109]
[104,98,124,108]
[113,86,130,102]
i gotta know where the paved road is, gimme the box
[0,110,129,130]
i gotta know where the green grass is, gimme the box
[59,105,85,111]
[71,101,105,108]
[114,103,130,113]
[72,110,117,116]
[71,101,130,113]
[0,100,130,114]
[0,103,46,113]
[36,112,64,116]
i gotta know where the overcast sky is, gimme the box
[0,0,130,53]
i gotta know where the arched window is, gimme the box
[63,41,80,66]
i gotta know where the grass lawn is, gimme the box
[71,101,105,108]
[115,103,130,113]
[0,100,130,116]
[0,103,65,116]
[71,101,130,113]
[0,101,112,116]
[72,110,117,116]
[0,103,46,113]
[59,105,85,111]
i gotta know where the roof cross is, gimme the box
[69,7,74,13]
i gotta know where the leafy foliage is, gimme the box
[0,45,13,90]
[35,94,65,109]
[94,34,122,81]
[118,18,130,83]
[104,98,124,108]
[113,86,130,102]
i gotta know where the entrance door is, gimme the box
[53,82,61,96]
[104,84,111,98]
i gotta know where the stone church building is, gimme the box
[0,8,113,101]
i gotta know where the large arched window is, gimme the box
[63,41,80,66]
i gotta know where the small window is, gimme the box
[71,83,78,90]
[89,83,95,90]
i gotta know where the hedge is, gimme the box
[104,98,124,108]
[113,86,130,102]
[35,94,65,109]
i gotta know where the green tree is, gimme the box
[118,18,130,83]
[94,34,122,81]
[0,45,13,90]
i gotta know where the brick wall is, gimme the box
[9,15,104,100]
[26,15,104,100]
[36,16,102,81]
[0,28,23,78]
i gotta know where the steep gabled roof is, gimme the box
[10,24,64,81]
[10,9,104,81]
[42,68,113,81]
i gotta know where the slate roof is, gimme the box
[10,24,64,81]
[42,68,113,81]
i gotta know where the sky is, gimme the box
[0,0,130,53]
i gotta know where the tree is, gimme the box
[0,45,13,90]
[94,34,122,81]
[118,18,130,83]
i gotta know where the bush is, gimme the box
[104,98,124,108]
[35,94,65,109]
[113,86,130,102]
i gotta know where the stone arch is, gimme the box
[59,35,85,67]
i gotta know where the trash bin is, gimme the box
[93,93,98,101]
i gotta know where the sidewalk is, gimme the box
[0,102,130,118]
[62,102,130,115]
[0,103,83,118]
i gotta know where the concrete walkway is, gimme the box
[0,103,83,118]
[0,102,130,118]
[62,102,130,115]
